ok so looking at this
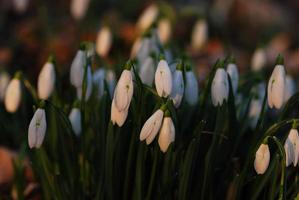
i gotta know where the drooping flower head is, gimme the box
[254,143,270,174]
[38,55,56,100]
[211,61,229,106]
[70,44,86,88]
[96,26,112,58]
[155,56,172,98]
[191,18,208,51]
[158,110,175,153]
[5,72,22,113]
[267,55,286,109]
[226,56,239,96]
[184,65,199,106]
[69,101,82,136]
[170,62,184,108]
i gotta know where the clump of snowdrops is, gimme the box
[0,7,299,200]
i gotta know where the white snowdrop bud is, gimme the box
[13,0,29,14]
[158,112,175,153]
[139,56,155,86]
[70,49,86,88]
[113,65,134,112]
[267,55,285,109]
[106,69,116,99]
[191,19,208,51]
[0,72,10,102]
[251,48,267,71]
[284,75,296,103]
[140,108,164,145]
[5,76,22,113]
[285,128,299,166]
[69,107,81,136]
[155,59,172,97]
[184,66,199,106]
[170,64,184,108]
[96,27,112,58]
[226,61,239,95]
[93,68,105,99]
[70,0,90,20]
[37,60,56,100]
[130,37,142,59]
[157,18,171,45]
[28,108,47,149]
[254,144,270,174]
[136,4,158,34]
[111,99,128,127]
[248,99,262,129]
[76,66,93,101]
[211,67,229,106]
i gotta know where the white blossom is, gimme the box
[139,56,155,86]
[111,99,128,127]
[170,69,184,108]
[184,69,198,105]
[251,48,267,71]
[254,144,270,174]
[28,108,47,149]
[69,108,81,136]
[140,109,164,144]
[96,27,112,57]
[158,116,175,152]
[226,63,239,95]
[284,75,296,103]
[155,60,172,97]
[191,19,208,51]
[5,78,21,113]
[38,62,55,100]
[70,50,86,88]
[211,68,229,106]
[136,4,158,34]
[70,0,90,20]
[157,18,171,45]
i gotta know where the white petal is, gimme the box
[96,27,112,57]
[136,4,158,34]
[139,57,155,86]
[267,65,285,109]
[111,99,128,127]
[211,68,229,106]
[28,108,47,149]
[158,117,175,152]
[5,79,21,113]
[284,138,294,167]
[184,71,198,105]
[249,99,262,129]
[114,70,133,111]
[251,48,266,71]
[70,0,90,20]
[254,144,270,174]
[288,129,299,166]
[284,75,296,103]
[139,109,163,143]
[170,70,184,108]
[191,19,208,50]
[69,108,81,136]
[155,60,172,97]
[226,63,239,95]
[38,62,56,100]
[70,50,85,88]
[93,68,105,99]
[157,18,171,45]
[130,37,142,59]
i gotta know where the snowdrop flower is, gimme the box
[106,69,116,99]
[184,66,198,106]
[284,128,299,166]
[284,75,296,103]
[140,108,165,144]
[0,72,10,102]
[111,99,128,127]
[158,111,175,152]
[254,143,270,174]
[130,37,142,59]
[69,107,81,136]
[70,0,90,20]
[111,62,134,126]
[139,56,155,86]
[37,59,56,100]
[267,55,285,109]
[155,59,172,97]
[226,59,239,95]
[211,67,229,106]
[96,27,112,58]
[76,66,92,101]
[191,19,208,51]
[13,0,29,14]
[248,99,262,129]
[28,108,47,149]
[93,68,105,99]
[5,74,22,113]
[170,63,184,108]
[157,18,171,45]
[251,48,267,71]
[70,48,86,88]
[136,4,158,34]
